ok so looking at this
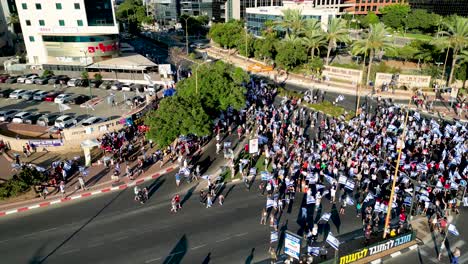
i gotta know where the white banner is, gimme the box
[249,138,259,154]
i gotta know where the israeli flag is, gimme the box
[324,175,336,184]
[364,192,374,203]
[307,194,316,204]
[201,175,210,180]
[346,196,355,206]
[404,197,412,206]
[308,246,320,256]
[266,199,274,208]
[345,180,355,191]
[413,112,420,121]
[326,232,340,250]
[271,231,278,242]
[319,213,331,222]
[448,224,459,236]
[338,175,347,185]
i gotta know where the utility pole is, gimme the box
[81,49,92,98]
[183,17,190,55]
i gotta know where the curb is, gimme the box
[369,244,419,264]
[0,165,178,217]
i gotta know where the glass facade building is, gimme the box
[84,0,115,26]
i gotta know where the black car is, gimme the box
[5,76,17,84]
[23,113,42,125]
[73,95,90,105]
[0,88,13,98]
[57,75,70,84]
[79,79,89,87]
[48,76,60,85]
[35,75,53,85]
[99,81,112,89]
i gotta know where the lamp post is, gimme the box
[80,49,92,98]
[195,59,212,94]
[182,16,190,55]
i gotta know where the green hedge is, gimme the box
[0,167,48,199]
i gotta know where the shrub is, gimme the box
[42,69,54,77]
[0,167,48,199]
[94,73,103,81]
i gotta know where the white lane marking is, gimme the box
[234,232,248,237]
[88,242,104,248]
[5,210,18,215]
[216,236,232,243]
[409,245,418,251]
[191,244,206,250]
[390,251,401,258]
[144,257,161,263]
[370,259,381,264]
[59,248,80,255]
[114,235,128,241]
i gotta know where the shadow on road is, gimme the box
[162,234,188,264]
[35,190,126,263]
[147,177,165,199]
[245,248,255,264]
[28,241,48,264]
[181,183,199,206]
[201,252,211,264]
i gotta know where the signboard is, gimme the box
[323,66,363,84]
[339,232,415,264]
[284,232,302,260]
[271,231,278,243]
[249,138,259,154]
[375,73,431,88]
[28,139,63,148]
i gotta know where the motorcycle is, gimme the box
[134,188,149,204]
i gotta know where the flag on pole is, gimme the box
[144,73,154,85]
[448,224,459,236]
[271,231,278,242]
[326,232,340,250]
[346,196,355,206]
[319,213,331,222]
[308,246,320,256]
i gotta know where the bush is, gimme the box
[0,167,48,199]
[42,69,54,77]
[94,73,103,81]
[81,71,89,80]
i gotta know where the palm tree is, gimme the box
[458,50,468,65]
[351,23,395,86]
[277,9,306,37]
[283,34,302,45]
[439,16,468,85]
[301,20,326,59]
[325,18,349,65]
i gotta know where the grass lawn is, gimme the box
[304,101,355,121]
[395,32,433,41]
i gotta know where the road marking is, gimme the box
[390,252,401,258]
[144,257,161,263]
[28,204,40,209]
[370,260,381,264]
[70,195,81,200]
[191,244,206,250]
[409,245,418,251]
[216,237,232,242]
[114,235,128,241]
[88,242,104,248]
[91,191,101,195]
[50,200,61,205]
[234,232,248,237]
[5,210,18,215]
[59,248,80,255]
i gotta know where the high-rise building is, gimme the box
[225,0,282,21]
[152,0,179,26]
[0,0,18,52]
[343,0,398,15]
[16,0,120,69]
[408,0,468,17]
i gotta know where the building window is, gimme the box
[77,20,83,26]
[356,0,360,3]
[56,3,62,9]
[361,6,365,11]
[29,36,35,42]
[39,20,45,26]
[35,3,41,9]
[21,3,27,9]
[25,20,31,26]
[59,20,65,26]
[74,3,80,9]
[372,6,377,11]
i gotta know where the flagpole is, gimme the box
[383,97,412,239]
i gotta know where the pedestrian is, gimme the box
[78,176,86,190]
[22,146,28,158]
[451,247,460,264]
[356,202,362,218]
[260,208,267,225]
[200,190,206,205]
[59,181,66,197]
[216,142,222,154]
[175,173,181,187]
[206,194,213,208]
[15,154,20,165]
[340,200,347,215]
[26,143,31,156]
[218,194,224,205]
[269,247,277,264]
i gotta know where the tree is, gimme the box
[179,15,208,36]
[404,9,439,33]
[380,4,411,29]
[254,35,277,63]
[274,41,308,71]
[397,45,418,64]
[277,9,306,37]
[94,73,103,81]
[325,18,349,65]
[351,23,395,85]
[168,47,185,67]
[81,71,89,80]
[439,16,468,85]
[301,20,327,59]
[41,70,54,77]
[237,31,255,58]
[360,12,379,28]
[209,20,244,50]
[116,0,153,33]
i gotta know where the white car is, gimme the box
[25,76,40,84]
[9,89,28,99]
[55,115,76,128]
[121,83,133,92]
[12,112,33,123]
[33,90,49,101]
[17,74,36,83]
[21,89,41,100]
[67,78,77,87]
[82,116,108,126]
[0,109,19,121]
[54,93,73,104]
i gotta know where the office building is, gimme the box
[0,0,18,52]
[246,1,339,36]
[225,0,282,21]
[16,0,120,69]
[408,0,468,17]
[343,0,398,15]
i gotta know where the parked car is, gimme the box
[57,75,70,84]
[99,81,112,89]
[55,115,76,128]
[77,79,89,87]
[82,116,108,126]
[73,95,90,105]
[9,89,28,99]
[67,78,79,87]
[146,84,162,93]
[121,83,134,92]
[0,88,14,98]
[33,90,49,100]
[17,74,36,83]
[24,75,40,84]
[110,82,123,90]
[21,89,41,100]
[44,92,62,102]
[5,76,18,84]
[54,93,73,104]
[48,76,60,85]
[0,74,9,83]
[23,113,41,125]
[37,113,61,126]
[90,79,103,88]
[133,84,145,93]
[35,75,52,85]
[0,109,19,122]
[12,112,33,124]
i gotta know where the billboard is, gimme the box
[323,66,363,84]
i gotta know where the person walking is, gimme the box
[218,194,224,205]
[260,208,267,225]
[78,176,86,190]
[206,194,213,208]
[59,181,66,197]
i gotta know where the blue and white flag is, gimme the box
[345,180,355,191]
[261,171,272,181]
[324,175,336,184]
[364,192,375,203]
[307,194,316,204]
[346,196,355,206]
[404,196,412,206]
[266,199,274,208]
[308,246,320,256]
[201,175,210,180]
[338,175,347,185]
[326,232,340,250]
[448,224,459,236]
[319,213,331,222]
[271,231,278,242]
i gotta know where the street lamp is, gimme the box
[182,16,190,55]
[195,59,212,94]
[80,49,92,98]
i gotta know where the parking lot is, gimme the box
[0,81,146,133]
